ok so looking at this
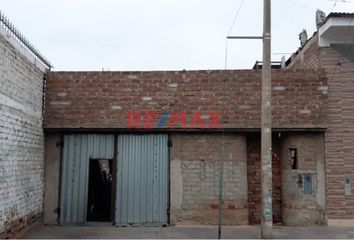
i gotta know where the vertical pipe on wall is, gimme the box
[218,140,225,239]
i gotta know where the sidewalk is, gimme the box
[21,225,354,239]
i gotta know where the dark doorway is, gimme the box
[87,159,113,222]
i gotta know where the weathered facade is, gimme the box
[44,70,327,130]
[0,22,48,237]
[287,12,354,226]
[42,69,328,226]
[1,9,354,236]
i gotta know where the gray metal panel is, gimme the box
[304,173,313,194]
[59,134,114,225]
[115,134,168,226]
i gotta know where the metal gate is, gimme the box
[115,134,168,226]
[59,134,114,225]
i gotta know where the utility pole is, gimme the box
[227,0,273,238]
[261,0,273,238]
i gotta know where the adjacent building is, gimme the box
[286,12,354,226]
[0,13,50,237]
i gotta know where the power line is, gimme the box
[272,52,293,55]
[227,0,246,36]
[327,0,354,9]
[329,0,354,4]
[224,0,245,70]
[282,0,315,11]
[219,2,247,238]
[224,39,229,70]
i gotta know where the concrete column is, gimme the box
[43,134,61,225]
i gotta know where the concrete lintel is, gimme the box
[319,17,354,47]
[319,17,354,37]
[43,127,327,134]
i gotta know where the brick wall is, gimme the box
[288,37,354,222]
[288,36,319,70]
[44,69,327,130]
[170,133,248,225]
[247,134,282,225]
[0,32,46,237]
[246,132,325,226]
[320,48,354,221]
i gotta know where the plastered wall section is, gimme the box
[169,133,248,225]
[280,133,326,225]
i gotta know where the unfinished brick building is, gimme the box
[1,10,354,237]
[43,69,327,227]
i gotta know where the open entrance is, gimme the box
[59,134,115,225]
[87,158,113,222]
[59,134,169,226]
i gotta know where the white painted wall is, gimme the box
[0,24,47,235]
[319,17,354,47]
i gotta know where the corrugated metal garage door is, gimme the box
[59,134,114,225]
[115,134,168,226]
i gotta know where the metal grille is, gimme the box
[0,10,52,68]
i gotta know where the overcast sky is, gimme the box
[1,0,352,71]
